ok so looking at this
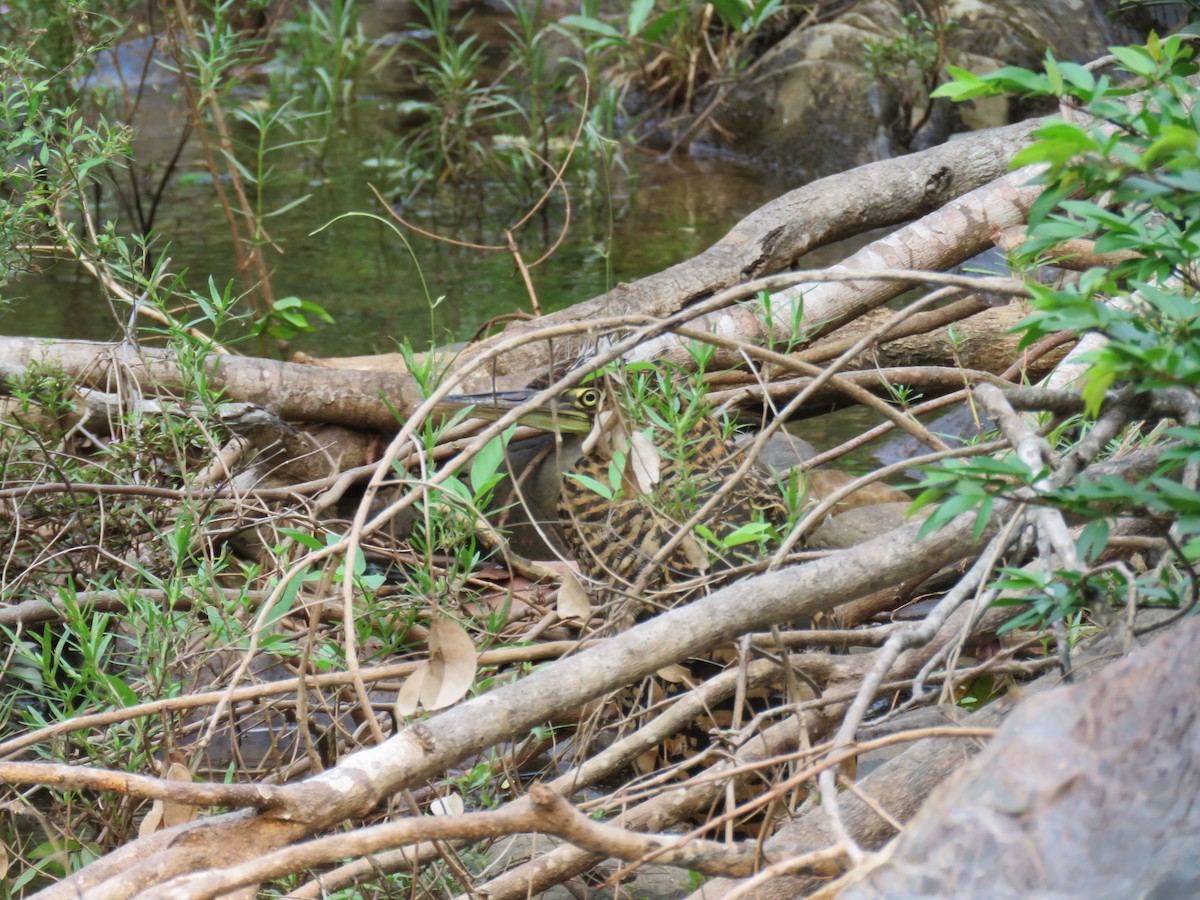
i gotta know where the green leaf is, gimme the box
[1045,56,1064,95]
[608,450,626,494]
[908,487,948,516]
[106,675,139,707]
[1142,125,1198,166]
[278,309,309,328]
[1076,519,1110,563]
[1059,199,1131,228]
[265,572,305,632]
[566,472,615,500]
[470,432,508,497]
[720,521,772,548]
[358,572,386,591]
[916,490,982,539]
[279,528,324,550]
[709,0,747,30]
[642,8,682,43]
[1057,61,1096,95]
[626,0,655,36]
[560,15,623,39]
[1149,476,1200,510]
[1012,122,1095,168]
[264,194,313,218]
[972,494,994,543]
[442,475,472,502]
[1081,366,1116,417]
[930,66,991,100]
[994,566,1045,593]
[989,65,1053,94]
[345,542,368,577]
[1109,44,1157,77]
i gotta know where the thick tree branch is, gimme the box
[44,506,1005,899]
[465,118,1042,379]
[0,761,277,809]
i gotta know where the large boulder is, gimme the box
[712,0,1169,174]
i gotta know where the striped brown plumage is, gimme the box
[556,413,787,604]
[435,378,789,607]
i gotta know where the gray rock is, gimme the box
[713,0,1141,174]
[736,430,817,474]
[808,501,911,550]
[839,615,1200,899]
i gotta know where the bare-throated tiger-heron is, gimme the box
[436,382,789,604]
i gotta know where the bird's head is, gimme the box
[433,385,604,435]
[435,378,660,493]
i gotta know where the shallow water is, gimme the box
[0,8,799,359]
[0,5,907,472]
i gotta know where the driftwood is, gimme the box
[28,392,1183,897]
[0,91,1179,899]
[467,604,1016,900]
[0,299,1056,431]
[0,114,1047,440]
[449,117,1043,385]
[0,336,419,430]
[32,507,1005,899]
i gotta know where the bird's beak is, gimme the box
[432,389,594,434]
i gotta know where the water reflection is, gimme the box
[2,0,814,358]
[4,121,795,358]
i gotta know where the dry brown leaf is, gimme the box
[465,564,517,583]
[538,559,581,577]
[394,663,428,717]
[462,590,536,621]
[634,747,659,774]
[663,734,688,757]
[647,678,668,705]
[138,802,164,838]
[429,792,465,817]
[711,646,739,665]
[137,761,197,837]
[419,617,478,711]
[583,408,625,458]
[556,570,592,620]
[161,761,197,827]
[678,533,710,574]
[583,411,660,495]
[655,663,690,683]
[627,430,661,493]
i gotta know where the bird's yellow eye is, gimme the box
[577,388,600,410]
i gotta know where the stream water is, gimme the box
[0,5,800,360]
[3,147,794,358]
[0,3,898,470]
